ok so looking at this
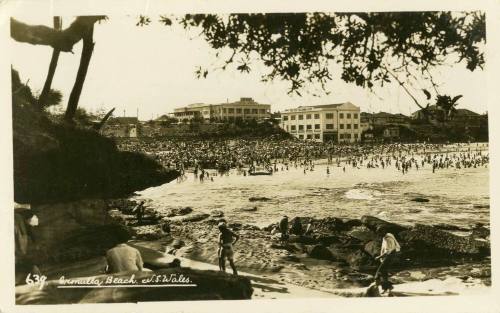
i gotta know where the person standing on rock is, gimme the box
[374,233,401,295]
[217,222,239,275]
[279,215,289,244]
[133,201,146,225]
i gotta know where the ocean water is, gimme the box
[137,159,490,229]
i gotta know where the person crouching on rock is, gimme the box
[217,222,239,275]
[105,226,143,273]
[374,233,401,295]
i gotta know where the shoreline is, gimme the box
[111,199,491,297]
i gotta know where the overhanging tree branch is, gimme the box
[10,16,105,52]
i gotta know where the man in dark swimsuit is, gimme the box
[217,222,239,275]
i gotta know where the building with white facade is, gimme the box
[173,98,271,122]
[280,102,361,143]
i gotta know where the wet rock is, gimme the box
[315,234,342,246]
[314,217,349,232]
[270,265,284,272]
[289,217,304,235]
[411,197,430,202]
[471,225,489,239]
[135,225,163,240]
[210,210,224,218]
[248,197,271,202]
[343,218,363,230]
[360,216,407,236]
[171,239,185,249]
[344,272,374,286]
[228,222,242,230]
[348,226,379,243]
[344,250,374,269]
[281,255,301,262]
[399,224,490,256]
[306,245,334,260]
[433,223,470,232]
[289,235,318,245]
[364,240,381,258]
[240,224,260,231]
[166,207,193,217]
[239,207,257,212]
[178,213,210,223]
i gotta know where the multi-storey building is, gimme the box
[173,97,271,122]
[280,102,361,143]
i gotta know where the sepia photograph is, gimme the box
[1,1,499,312]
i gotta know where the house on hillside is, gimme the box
[101,116,139,138]
[361,111,410,126]
[411,105,484,126]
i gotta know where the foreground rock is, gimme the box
[400,224,490,256]
[16,268,253,304]
[22,199,125,266]
[360,215,407,235]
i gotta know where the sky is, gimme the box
[10,14,488,121]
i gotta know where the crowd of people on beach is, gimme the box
[112,138,489,295]
[117,138,489,178]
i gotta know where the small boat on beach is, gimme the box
[248,166,272,176]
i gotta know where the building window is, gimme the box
[354,133,359,139]
[298,115,304,120]
[314,114,320,119]
[347,124,351,129]
[326,113,334,119]
[314,124,320,129]
[354,113,358,119]
[314,134,320,139]
[244,109,250,114]
[339,133,344,139]
[298,134,304,139]
[260,109,266,114]
[340,124,344,129]
[298,125,304,131]
[347,113,351,119]
[339,113,344,119]
[306,114,311,119]
[354,124,358,129]
[252,109,258,114]
[291,115,296,120]
[283,116,288,121]
[236,108,242,114]
[223,108,227,113]
[228,108,234,113]
[307,134,313,139]
[326,124,334,129]
[291,125,296,131]
[306,124,312,130]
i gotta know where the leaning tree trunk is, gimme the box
[38,16,62,109]
[64,24,95,122]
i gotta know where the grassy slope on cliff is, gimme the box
[12,71,178,204]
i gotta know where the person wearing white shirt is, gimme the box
[374,233,401,294]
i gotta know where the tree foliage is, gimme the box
[179,12,485,96]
